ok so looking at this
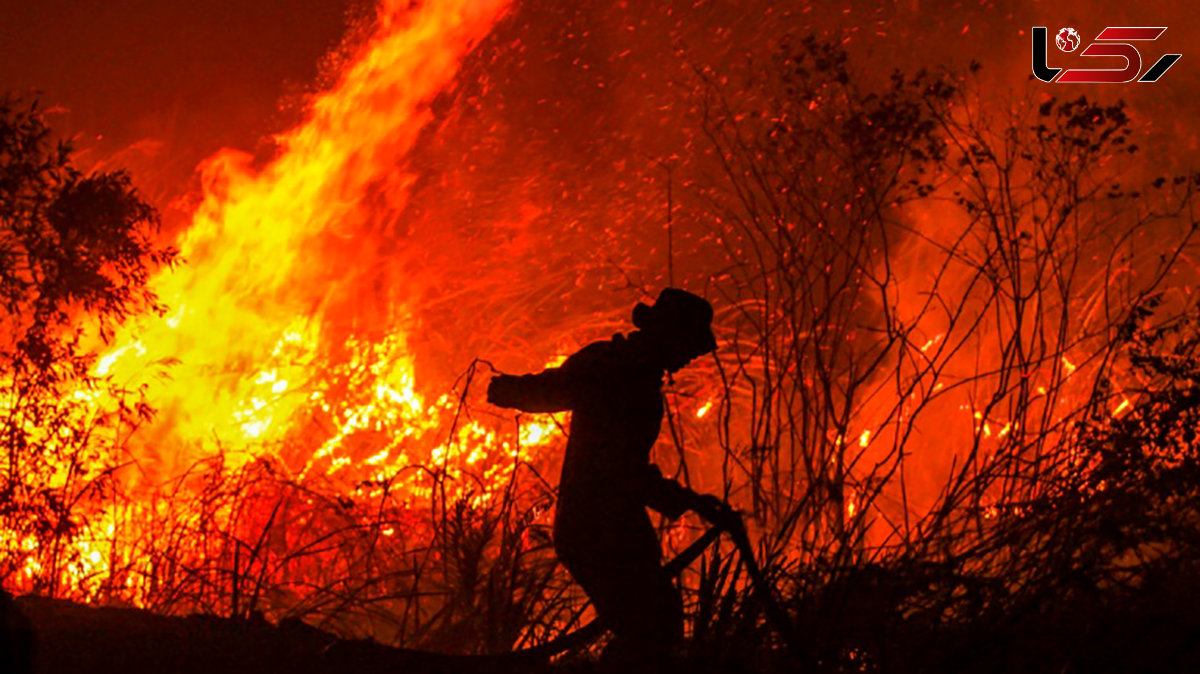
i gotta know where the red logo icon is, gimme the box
[1032,26,1181,83]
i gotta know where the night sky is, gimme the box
[2,1,1195,223]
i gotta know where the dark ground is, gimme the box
[5,595,566,674]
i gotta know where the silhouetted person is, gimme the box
[488,288,727,672]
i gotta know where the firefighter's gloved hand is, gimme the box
[644,465,692,519]
[487,374,520,407]
[692,493,739,530]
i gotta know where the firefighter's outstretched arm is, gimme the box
[487,367,574,413]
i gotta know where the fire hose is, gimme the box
[720,509,804,660]
[322,504,801,672]
[501,504,802,664]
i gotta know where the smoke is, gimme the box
[10,0,1196,516]
[10,0,1192,377]
[0,0,362,223]
[386,0,1197,384]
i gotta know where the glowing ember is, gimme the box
[4,1,1188,643]
[96,0,517,469]
[12,0,558,602]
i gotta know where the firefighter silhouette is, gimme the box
[488,288,725,670]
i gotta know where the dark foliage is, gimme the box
[0,95,176,595]
[679,36,1200,673]
[5,32,1200,674]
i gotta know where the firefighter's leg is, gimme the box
[595,562,683,673]
[557,509,683,672]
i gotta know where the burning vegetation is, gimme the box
[3,1,1200,672]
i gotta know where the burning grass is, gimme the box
[5,3,1200,671]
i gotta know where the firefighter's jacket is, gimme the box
[488,332,692,562]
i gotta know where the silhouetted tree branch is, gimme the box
[0,95,176,596]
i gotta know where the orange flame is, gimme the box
[98,0,514,469]
[17,0,559,601]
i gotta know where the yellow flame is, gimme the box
[1113,397,1131,417]
[92,0,514,470]
[24,0,530,599]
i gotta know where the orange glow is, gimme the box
[14,0,534,600]
[4,0,1174,620]
[95,0,514,462]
